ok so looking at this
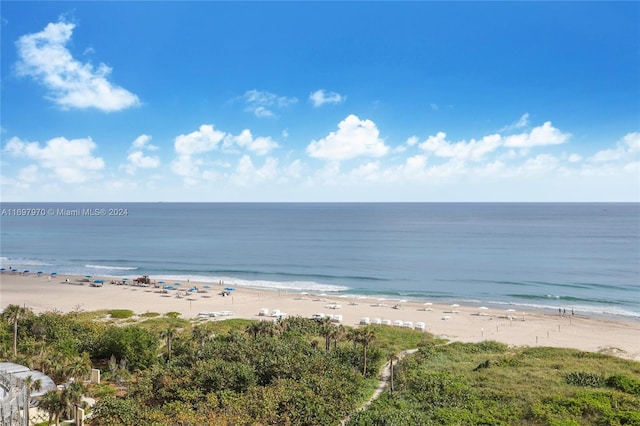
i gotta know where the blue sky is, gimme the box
[1,1,639,201]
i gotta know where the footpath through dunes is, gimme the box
[2,272,639,362]
[341,348,419,425]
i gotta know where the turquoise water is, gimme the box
[1,202,638,318]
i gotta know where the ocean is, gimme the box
[1,202,638,319]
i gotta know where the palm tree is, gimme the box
[347,328,360,349]
[39,390,65,426]
[3,304,32,356]
[318,317,334,351]
[388,350,399,393]
[22,375,42,424]
[356,327,376,376]
[333,324,346,350]
[245,322,263,339]
[65,352,91,380]
[161,326,177,361]
[63,381,87,421]
[192,325,212,348]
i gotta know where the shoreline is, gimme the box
[1,272,639,361]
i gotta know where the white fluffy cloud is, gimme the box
[3,136,105,184]
[589,132,640,163]
[15,20,139,112]
[243,90,297,118]
[419,132,502,161]
[174,125,226,156]
[500,113,530,132]
[224,129,279,156]
[504,121,571,148]
[230,155,279,186]
[309,89,346,107]
[307,114,390,161]
[125,134,160,174]
[171,124,282,185]
[171,125,225,185]
[414,119,571,163]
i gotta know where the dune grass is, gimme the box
[347,340,640,425]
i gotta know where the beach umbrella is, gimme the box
[24,270,30,273]
[175,282,182,286]
[122,277,129,281]
[158,281,165,284]
[451,303,460,307]
[0,267,5,271]
[51,272,57,275]
[203,285,211,289]
[506,308,516,312]
[37,271,42,274]
[423,302,433,306]
[165,285,175,290]
[224,287,235,291]
[12,269,18,272]
[94,279,104,283]
[479,306,489,310]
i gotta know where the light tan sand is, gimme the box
[1,272,639,361]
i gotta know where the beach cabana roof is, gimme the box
[0,362,57,398]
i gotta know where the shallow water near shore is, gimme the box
[1,202,638,319]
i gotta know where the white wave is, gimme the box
[0,258,54,267]
[153,274,350,293]
[85,264,138,271]
[486,300,640,320]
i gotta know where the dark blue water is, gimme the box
[1,203,638,318]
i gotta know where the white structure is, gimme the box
[0,362,57,426]
[359,317,370,325]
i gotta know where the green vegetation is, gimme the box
[107,309,134,319]
[347,340,640,425]
[1,304,638,426]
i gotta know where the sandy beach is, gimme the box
[1,272,639,361]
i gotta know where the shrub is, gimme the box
[565,371,605,388]
[606,374,640,395]
[108,309,134,319]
